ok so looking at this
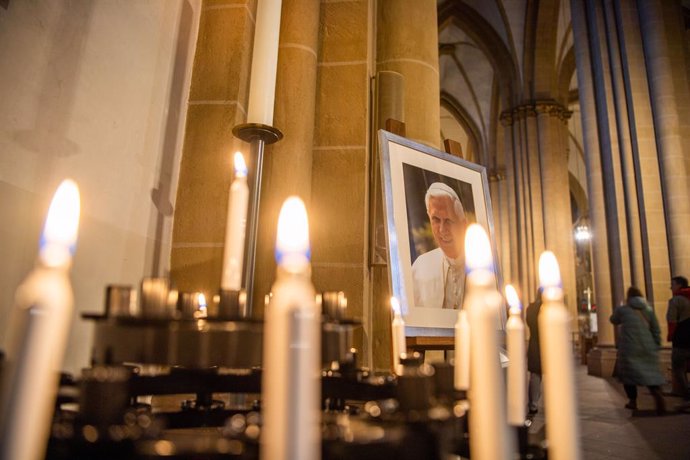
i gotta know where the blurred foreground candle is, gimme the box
[247,0,283,125]
[390,297,406,375]
[538,251,581,460]
[221,152,249,291]
[505,284,526,426]
[464,224,512,460]
[0,179,80,460]
[454,308,470,391]
[261,197,320,460]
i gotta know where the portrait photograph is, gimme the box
[378,130,500,335]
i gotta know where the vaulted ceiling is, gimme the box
[437,0,577,168]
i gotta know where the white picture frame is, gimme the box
[378,130,503,335]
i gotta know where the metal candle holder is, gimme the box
[232,122,283,316]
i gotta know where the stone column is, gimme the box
[571,0,616,376]
[537,102,577,318]
[501,114,520,290]
[252,0,321,315]
[310,0,371,366]
[571,0,615,353]
[526,109,545,291]
[370,0,442,369]
[617,0,670,316]
[603,0,645,291]
[582,0,628,310]
[638,0,690,277]
[171,2,254,294]
[377,0,440,148]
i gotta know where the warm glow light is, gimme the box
[464,224,493,272]
[505,284,521,314]
[197,293,207,309]
[539,251,562,288]
[574,225,591,242]
[39,179,81,267]
[233,152,248,177]
[275,196,310,270]
[390,296,401,316]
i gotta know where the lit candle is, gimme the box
[464,224,512,460]
[221,152,249,291]
[197,293,208,318]
[261,197,320,460]
[538,251,582,460]
[0,179,80,460]
[454,308,470,391]
[246,0,283,125]
[390,297,406,375]
[505,284,526,426]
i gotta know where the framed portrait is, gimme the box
[378,130,502,336]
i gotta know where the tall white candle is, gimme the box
[390,297,406,375]
[0,179,80,460]
[261,197,320,460]
[505,284,526,426]
[538,251,581,460]
[464,224,512,460]
[221,152,249,291]
[247,0,283,125]
[454,308,470,391]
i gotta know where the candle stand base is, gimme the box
[232,123,283,144]
[217,289,247,319]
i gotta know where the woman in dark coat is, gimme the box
[526,288,543,415]
[610,287,666,413]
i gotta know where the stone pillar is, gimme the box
[493,120,512,285]
[603,0,645,291]
[369,0,441,369]
[310,0,371,366]
[252,0,321,316]
[571,1,615,361]
[500,110,536,303]
[581,0,628,312]
[638,0,690,277]
[501,114,520,291]
[537,102,577,319]
[171,2,254,294]
[617,0,670,316]
[370,71,405,371]
[377,0,440,148]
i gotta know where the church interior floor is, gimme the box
[527,363,690,459]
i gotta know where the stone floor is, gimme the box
[527,363,690,460]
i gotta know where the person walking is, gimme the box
[666,275,690,399]
[610,287,666,414]
[525,288,543,417]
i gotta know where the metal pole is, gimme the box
[232,123,282,317]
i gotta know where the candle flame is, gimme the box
[538,251,562,288]
[275,196,310,270]
[233,152,248,177]
[505,284,521,313]
[39,179,81,267]
[390,296,401,316]
[464,223,493,272]
[197,293,207,309]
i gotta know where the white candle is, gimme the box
[247,0,283,125]
[505,284,526,426]
[390,297,406,375]
[261,197,320,460]
[538,251,582,460]
[221,152,249,291]
[454,308,470,391]
[0,179,80,460]
[464,224,512,460]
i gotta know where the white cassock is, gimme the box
[411,248,464,309]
